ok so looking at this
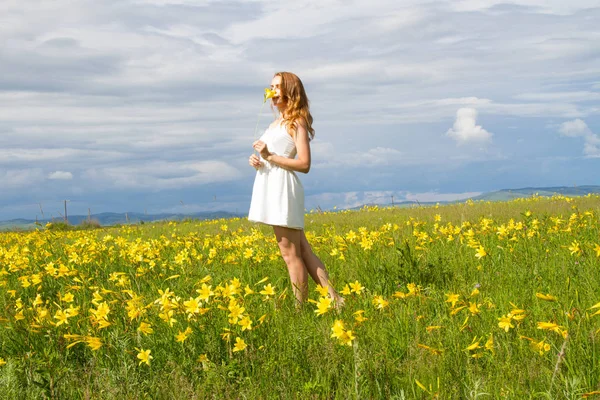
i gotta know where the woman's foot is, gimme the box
[333,296,345,311]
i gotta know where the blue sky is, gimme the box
[0,0,599,220]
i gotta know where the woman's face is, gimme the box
[270,75,285,110]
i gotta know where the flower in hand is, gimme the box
[264,88,277,103]
[252,140,272,160]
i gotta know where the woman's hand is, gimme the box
[249,154,263,169]
[252,140,271,160]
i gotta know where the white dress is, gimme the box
[248,121,305,230]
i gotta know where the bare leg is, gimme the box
[299,232,343,304]
[273,226,308,304]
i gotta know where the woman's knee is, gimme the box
[278,242,299,265]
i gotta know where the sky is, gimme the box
[0,0,599,220]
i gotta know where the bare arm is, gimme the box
[253,121,311,174]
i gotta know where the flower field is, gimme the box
[1,195,600,399]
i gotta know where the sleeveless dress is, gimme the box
[248,121,305,230]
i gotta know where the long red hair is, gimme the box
[273,72,315,140]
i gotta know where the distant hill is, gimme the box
[0,211,243,230]
[470,185,600,202]
[346,185,600,210]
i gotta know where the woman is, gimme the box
[248,72,343,307]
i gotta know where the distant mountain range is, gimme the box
[351,185,600,208]
[470,185,600,201]
[2,185,599,230]
[0,211,243,230]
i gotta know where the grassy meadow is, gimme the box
[1,194,600,399]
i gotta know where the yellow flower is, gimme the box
[138,322,154,335]
[90,302,110,321]
[465,337,481,351]
[243,248,254,259]
[85,337,103,351]
[233,337,247,352]
[61,293,75,303]
[450,306,466,316]
[244,285,255,296]
[589,301,600,317]
[568,240,582,256]
[536,293,557,302]
[426,325,443,333]
[259,284,276,298]
[498,315,514,332]
[337,330,355,346]
[406,283,420,296]
[340,285,351,296]
[54,309,70,326]
[197,354,209,363]
[196,284,214,302]
[372,295,389,310]
[227,300,245,323]
[314,296,332,316]
[531,339,551,355]
[184,297,201,315]
[136,348,152,366]
[417,343,443,355]
[349,281,365,295]
[66,306,79,317]
[354,310,368,323]
[331,320,345,339]
[255,277,269,286]
[595,243,600,258]
[484,335,494,354]
[537,321,563,334]
[264,88,277,102]
[238,316,253,331]
[468,302,480,315]
[510,307,526,321]
[0,358,6,366]
[475,245,487,259]
[176,327,193,343]
[32,294,44,307]
[330,320,354,346]
[315,285,329,297]
[445,293,460,308]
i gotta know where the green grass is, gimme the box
[1,195,600,399]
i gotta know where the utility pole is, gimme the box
[88,208,91,222]
[64,200,70,224]
[391,195,395,207]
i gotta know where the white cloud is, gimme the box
[82,160,242,190]
[558,119,600,157]
[559,118,591,137]
[515,91,600,103]
[446,108,492,144]
[48,171,73,180]
[0,169,45,188]
[311,142,405,167]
